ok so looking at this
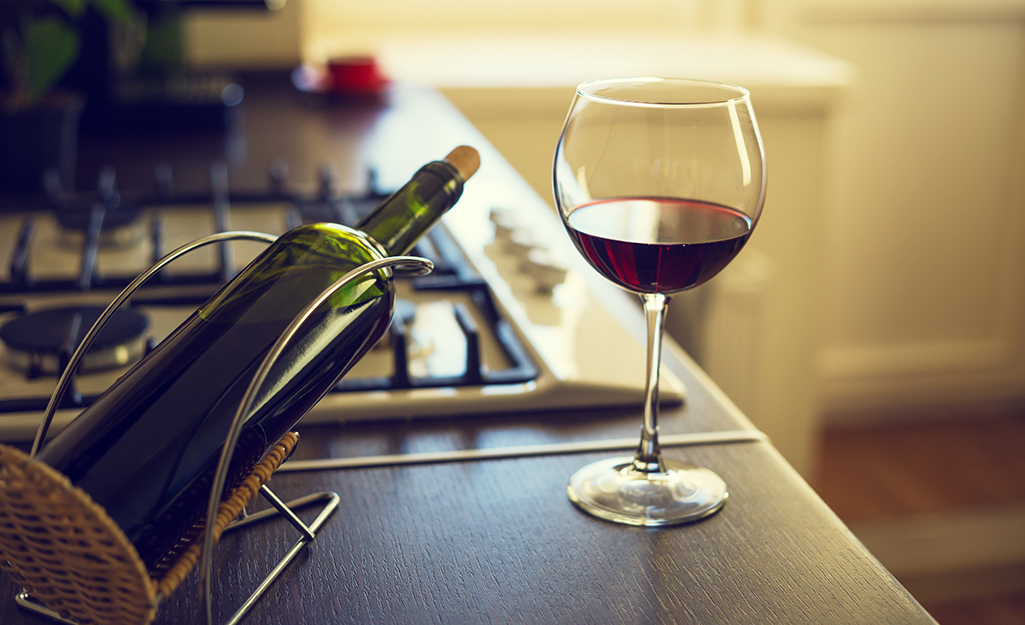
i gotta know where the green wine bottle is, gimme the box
[37,146,480,573]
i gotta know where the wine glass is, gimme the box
[554,77,766,526]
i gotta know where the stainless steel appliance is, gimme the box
[0,157,684,441]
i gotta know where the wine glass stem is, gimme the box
[634,292,669,475]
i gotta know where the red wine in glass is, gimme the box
[565,197,752,295]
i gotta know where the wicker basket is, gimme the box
[0,431,299,625]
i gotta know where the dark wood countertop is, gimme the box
[0,74,935,624]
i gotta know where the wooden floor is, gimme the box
[925,593,1025,625]
[814,406,1025,625]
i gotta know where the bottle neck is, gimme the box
[356,161,464,257]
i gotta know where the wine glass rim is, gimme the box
[576,77,750,107]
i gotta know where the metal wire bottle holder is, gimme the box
[15,230,435,625]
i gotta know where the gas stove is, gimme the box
[0,160,684,441]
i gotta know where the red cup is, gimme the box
[326,56,388,94]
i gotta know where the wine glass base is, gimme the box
[567,456,727,526]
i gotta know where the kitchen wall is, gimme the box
[182,0,302,68]
[184,0,1025,432]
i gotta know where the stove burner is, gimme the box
[0,306,149,377]
[53,165,147,249]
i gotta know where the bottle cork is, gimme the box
[444,146,480,182]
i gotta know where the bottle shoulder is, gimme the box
[200,222,392,323]
[282,222,388,260]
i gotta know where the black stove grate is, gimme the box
[0,163,539,417]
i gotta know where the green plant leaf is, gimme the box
[49,0,87,18]
[88,0,134,23]
[23,18,79,103]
